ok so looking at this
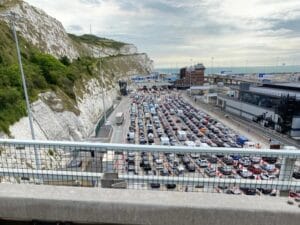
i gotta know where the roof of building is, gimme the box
[194,63,206,70]
[263,82,300,90]
[248,86,300,100]
[190,85,217,90]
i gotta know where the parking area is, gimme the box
[110,88,299,195]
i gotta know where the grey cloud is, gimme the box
[68,24,83,31]
[79,0,101,5]
[273,19,300,33]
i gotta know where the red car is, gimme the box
[289,191,300,198]
[248,164,262,174]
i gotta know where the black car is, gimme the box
[166,184,176,189]
[262,157,277,164]
[222,156,234,165]
[241,188,256,195]
[293,171,300,179]
[150,183,160,188]
[186,163,196,172]
[207,155,218,163]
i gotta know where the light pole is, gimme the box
[99,58,107,124]
[10,14,41,170]
[211,57,214,75]
[189,59,193,96]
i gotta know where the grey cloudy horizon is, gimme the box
[27,0,300,68]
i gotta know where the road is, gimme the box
[109,96,130,144]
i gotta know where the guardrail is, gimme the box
[0,139,299,193]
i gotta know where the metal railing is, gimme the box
[0,139,299,194]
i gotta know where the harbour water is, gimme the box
[156,65,300,75]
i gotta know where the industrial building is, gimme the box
[175,63,205,88]
[217,82,300,139]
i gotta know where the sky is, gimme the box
[26,0,300,68]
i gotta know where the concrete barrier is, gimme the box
[0,184,299,225]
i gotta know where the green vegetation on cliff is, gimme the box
[0,18,149,134]
[0,21,98,133]
[69,34,126,51]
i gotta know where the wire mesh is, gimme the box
[0,90,299,197]
[0,139,299,197]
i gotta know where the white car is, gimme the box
[260,173,276,180]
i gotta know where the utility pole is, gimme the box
[10,14,41,170]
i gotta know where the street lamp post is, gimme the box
[99,59,107,124]
[10,15,41,170]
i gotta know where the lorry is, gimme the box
[115,112,124,125]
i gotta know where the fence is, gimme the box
[0,139,299,195]
[95,105,114,137]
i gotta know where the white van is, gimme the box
[160,137,170,145]
[177,130,187,141]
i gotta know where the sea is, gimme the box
[156,65,300,75]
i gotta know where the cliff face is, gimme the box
[10,54,151,141]
[0,0,153,140]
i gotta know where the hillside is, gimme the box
[0,0,153,139]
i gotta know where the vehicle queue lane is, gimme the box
[117,90,284,195]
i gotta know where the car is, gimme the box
[248,164,262,174]
[182,156,190,165]
[241,188,256,195]
[166,184,176,189]
[218,166,232,175]
[150,183,161,188]
[261,164,276,173]
[226,188,241,195]
[155,159,163,165]
[262,157,277,164]
[128,165,136,172]
[204,167,216,177]
[190,153,200,158]
[140,159,148,167]
[207,155,218,163]
[127,156,135,165]
[160,168,169,176]
[239,157,251,167]
[258,188,277,196]
[250,156,261,164]
[237,169,254,179]
[260,173,276,180]
[139,138,147,145]
[196,159,209,168]
[293,171,300,179]
[186,163,196,172]
[289,191,300,198]
[230,154,241,160]
[222,156,234,165]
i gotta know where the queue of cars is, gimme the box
[123,90,287,195]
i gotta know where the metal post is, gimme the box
[99,59,107,123]
[11,21,41,170]
[189,59,193,96]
